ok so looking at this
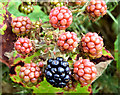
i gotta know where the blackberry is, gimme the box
[19,62,44,87]
[57,31,79,51]
[45,57,71,88]
[81,32,103,58]
[73,59,97,86]
[11,16,32,36]
[86,0,107,20]
[14,38,33,55]
[49,6,73,30]
[19,3,34,15]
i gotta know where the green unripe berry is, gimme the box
[27,9,31,14]
[27,5,31,9]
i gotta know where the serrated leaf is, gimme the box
[102,47,113,57]
[32,78,65,93]
[32,78,90,94]
[10,65,22,83]
[7,0,49,22]
[13,50,41,65]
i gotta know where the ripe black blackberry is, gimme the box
[45,57,71,88]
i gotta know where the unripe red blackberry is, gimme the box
[14,38,33,55]
[57,31,79,51]
[19,62,43,87]
[73,59,97,86]
[86,0,107,20]
[75,0,87,6]
[49,6,73,30]
[81,32,103,58]
[11,16,32,36]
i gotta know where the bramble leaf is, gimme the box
[32,78,91,94]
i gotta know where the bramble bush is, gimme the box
[0,0,119,94]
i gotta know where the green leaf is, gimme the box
[13,50,41,64]
[10,66,22,83]
[102,47,113,57]
[32,78,90,94]
[0,3,7,35]
[7,0,49,22]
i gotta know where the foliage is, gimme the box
[0,2,7,35]
[0,0,119,94]
[7,0,49,22]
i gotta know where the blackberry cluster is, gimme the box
[14,38,33,55]
[11,16,32,36]
[19,62,44,87]
[73,59,97,86]
[81,32,103,58]
[19,3,34,15]
[75,0,87,6]
[45,57,71,88]
[49,6,73,30]
[57,31,78,51]
[86,0,107,20]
